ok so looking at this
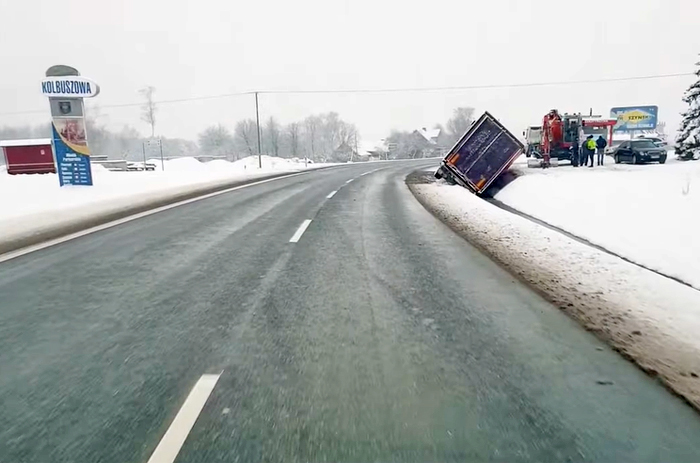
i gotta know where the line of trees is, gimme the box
[196,112,360,163]
[0,117,197,161]
[1,84,360,163]
[0,111,359,163]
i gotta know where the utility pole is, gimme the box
[159,139,165,171]
[255,92,262,169]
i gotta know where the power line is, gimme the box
[260,72,694,94]
[0,90,255,117]
[0,72,692,118]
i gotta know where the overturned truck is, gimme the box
[435,111,524,194]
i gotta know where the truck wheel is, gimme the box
[434,168,443,179]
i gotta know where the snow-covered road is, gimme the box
[410,173,700,411]
[0,155,337,254]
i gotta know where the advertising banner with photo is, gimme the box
[51,116,93,186]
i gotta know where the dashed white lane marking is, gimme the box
[345,178,355,184]
[0,172,310,264]
[326,190,338,199]
[147,373,221,463]
[359,171,371,176]
[289,219,313,243]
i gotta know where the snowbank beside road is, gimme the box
[410,177,700,411]
[0,156,332,255]
[1,155,324,223]
[147,154,317,173]
[495,158,700,290]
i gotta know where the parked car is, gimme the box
[127,161,156,171]
[613,139,667,164]
[637,135,667,149]
[605,139,625,155]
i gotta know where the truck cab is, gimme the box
[524,126,542,158]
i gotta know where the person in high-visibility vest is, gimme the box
[585,136,596,167]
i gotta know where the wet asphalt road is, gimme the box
[1,160,700,462]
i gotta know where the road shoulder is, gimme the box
[0,170,323,257]
[407,170,700,412]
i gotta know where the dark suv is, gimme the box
[613,139,667,164]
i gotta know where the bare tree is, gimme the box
[303,115,321,161]
[139,86,157,138]
[446,107,475,144]
[385,130,429,159]
[264,117,281,157]
[198,124,235,159]
[338,121,358,146]
[319,112,342,157]
[287,122,301,159]
[234,119,257,157]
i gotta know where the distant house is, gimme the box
[356,141,386,161]
[332,141,358,162]
[412,127,445,158]
[413,127,441,145]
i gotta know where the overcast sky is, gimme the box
[0,0,698,144]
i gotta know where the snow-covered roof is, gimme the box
[358,141,384,155]
[415,128,441,144]
[0,138,52,147]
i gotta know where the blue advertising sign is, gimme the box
[52,119,93,186]
[42,66,99,187]
[610,106,658,131]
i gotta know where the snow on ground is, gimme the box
[0,155,333,251]
[1,155,325,223]
[410,178,700,410]
[148,155,319,173]
[495,156,700,290]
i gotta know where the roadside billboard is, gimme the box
[610,106,658,132]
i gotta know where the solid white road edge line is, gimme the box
[326,190,338,199]
[147,373,221,463]
[0,172,308,264]
[289,219,312,243]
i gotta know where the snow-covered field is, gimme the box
[495,156,700,290]
[410,177,700,411]
[0,155,334,253]
[1,155,326,222]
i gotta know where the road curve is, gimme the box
[1,160,699,462]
